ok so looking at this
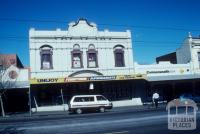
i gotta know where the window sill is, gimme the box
[40,68,53,70]
[87,66,98,68]
[71,67,84,69]
[115,66,125,67]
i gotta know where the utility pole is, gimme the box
[0,94,5,117]
[0,58,6,117]
[29,86,32,116]
[60,88,65,111]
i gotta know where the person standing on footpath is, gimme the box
[152,91,159,108]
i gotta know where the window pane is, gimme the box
[42,54,51,69]
[85,97,94,102]
[89,53,96,61]
[198,52,200,61]
[198,52,200,68]
[169,107,176,115]
[73,53,81,68]
[115,52,124,67]
[74,97,94,102]
[178,106,186,114]
[74,97,81,102]
[97,96,107,101]
[42,54,50,62]
[187,106,194,115]
[88,53,97,67]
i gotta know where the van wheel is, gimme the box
[76,108,82,114]
[99,107,105,113]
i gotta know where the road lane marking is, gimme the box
[18,114,167,130]
[13,111,200,130]
[104,130,129,134]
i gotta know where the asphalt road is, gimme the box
[0,108,200,134]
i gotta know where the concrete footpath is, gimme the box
[0,104,167,123]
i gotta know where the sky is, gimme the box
[0,0,200,66]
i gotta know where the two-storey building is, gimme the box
[29,19,145,109]
[30,19,134,77]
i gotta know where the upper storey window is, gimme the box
[114,45,125,67]
[71,44,83,68]
[198,52,200,68]
[87,44,98,68]
[198,52,200,61]
[40,45,53,70]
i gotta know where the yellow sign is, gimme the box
[64,77,88,82]
[30,78,65,84]
[30,74,146,85]
[179,69,184,74]
[116,75,135,80]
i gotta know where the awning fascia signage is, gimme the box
[30,74,146,85]
[30,78,64,84]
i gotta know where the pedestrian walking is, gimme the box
[152,92,159,108]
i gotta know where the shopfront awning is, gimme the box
[30,74,146,85]
[147,74,200,81]
[1,81,29,89]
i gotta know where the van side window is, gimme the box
[74,97,82,102]
[97,96,107,101]
[87,97,94,102]
[74,97,94,102]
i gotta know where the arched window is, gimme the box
[114,45,125,67]
[71,44,83,68]
[40,45,53,70]
[87,44,98,68]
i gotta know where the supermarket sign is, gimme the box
[30,74,145,84]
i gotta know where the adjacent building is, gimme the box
[0,54,29,112]
[156,52,177,64]
[176,33,200,71]
[135,33,200,102]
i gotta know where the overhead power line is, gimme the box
[0,18,200,32]
[0,36,181,48]
[0,18,67,23]
[0,35,180,44]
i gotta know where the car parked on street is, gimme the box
[68,95,113,114]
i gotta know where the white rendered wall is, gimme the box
[29,20,134,79]
[176,38,191,64]
[135,61,192,76]
[190,39,200,71]
[176,36,200,72]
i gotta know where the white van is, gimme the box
[68,95,113,114]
